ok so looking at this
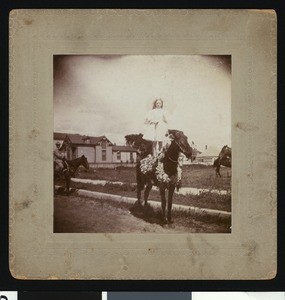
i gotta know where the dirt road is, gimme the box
[54,194,230,233]
[55,194,175,233]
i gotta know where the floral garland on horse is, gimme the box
[140,148,184,189]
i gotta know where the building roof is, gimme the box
[54,132,67,140]
[54,132,113,146]
[66,134,112,146]
[112,145,136,152]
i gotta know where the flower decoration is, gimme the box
[155,161,170,183]
[140,151,185,188]
[140,154,157,174]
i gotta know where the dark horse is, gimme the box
[126,130,192,223]
[213,145,231,177]
[54,155,89,195]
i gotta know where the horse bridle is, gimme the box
[166,134,189,163]
[167,153,179,163]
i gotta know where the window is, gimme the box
[130,152,134,163]
[102,149,106,161]
[117,151,121,161]
[101,142,106,149]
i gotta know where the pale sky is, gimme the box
[54,55,231,151]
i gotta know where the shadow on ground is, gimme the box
[55,187,77,196]
[129,202,166,226]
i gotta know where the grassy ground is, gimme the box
[56,164,231,214]
[182,164,231,190]
[65,181,231,212]
[78,164,231,190]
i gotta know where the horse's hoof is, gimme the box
[161,217,168,224]
[167,214,173,224]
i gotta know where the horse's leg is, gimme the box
[136,165,144,206]
[54,181,57,195]
[137,187,142,206]
[160,186,167,223]
[54,173,58,195]
[65,173,71,195]
[216,165,221,177]
[218,165,222,177]
[167,185,175,223]
[144,182,152,206]
[137,178,144,206]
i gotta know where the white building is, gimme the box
[195,145,220,165]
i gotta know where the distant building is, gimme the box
[112,145,136,164]
[182,141,201,164]
[195,145,219,165]
[190,141,201,161]
[53,132,137,168]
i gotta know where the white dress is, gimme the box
[143,108,168,142]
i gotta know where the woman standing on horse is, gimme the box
[143,98,169,156]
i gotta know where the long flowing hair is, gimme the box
[152,98,164,109]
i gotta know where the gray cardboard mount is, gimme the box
[9,9,277,280]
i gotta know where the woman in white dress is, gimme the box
[143,98,169,156]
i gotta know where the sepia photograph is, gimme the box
[53,55,232,233]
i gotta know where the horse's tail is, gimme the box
[213,158,218,168]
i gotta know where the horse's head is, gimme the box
[125,134,152,158]
[168,130,192,159]
[220,145,232,158]
[80,155,90,170]
[125,134,143,149]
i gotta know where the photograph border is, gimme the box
[0,0,283,291]
[9,9,276,280]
